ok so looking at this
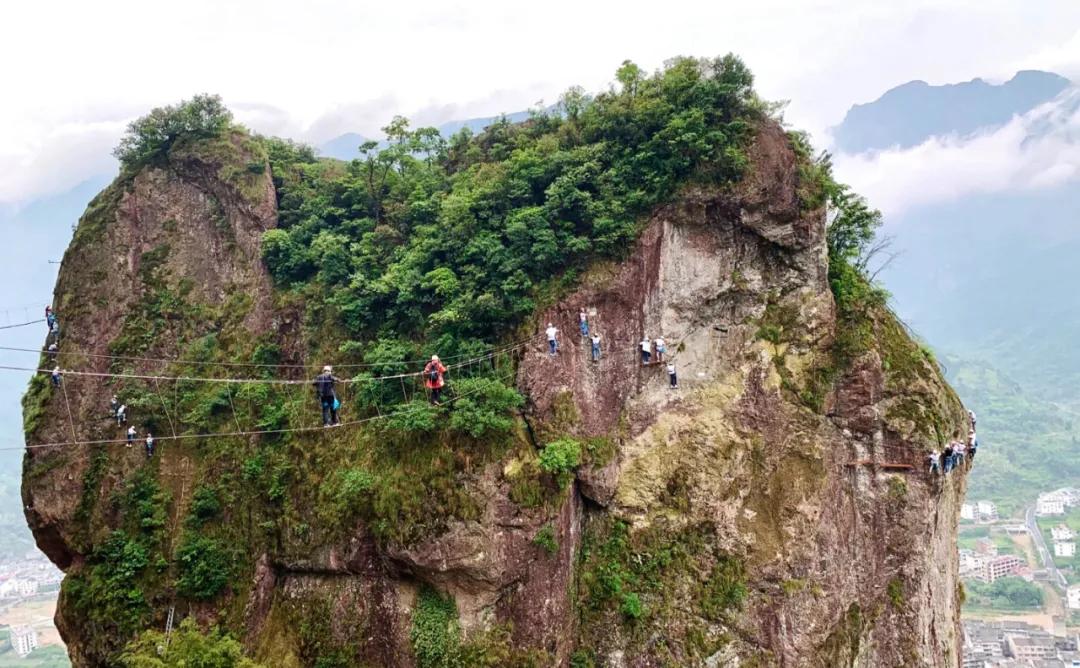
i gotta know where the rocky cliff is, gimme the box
[22,109,968,666]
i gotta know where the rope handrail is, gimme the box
[8,332,687,386]
[0,319,46,330]
[0,339,533,386]
[0,333,545,370]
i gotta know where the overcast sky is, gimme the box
[1,0,1079,207]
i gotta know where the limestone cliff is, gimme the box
[22,119,968,667]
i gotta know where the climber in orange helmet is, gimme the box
[424,355,447,405]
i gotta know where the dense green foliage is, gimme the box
[175,534,233,600]
[62,467,174,657]
[114,94,233,170]
[963,576,1044,610]
[410,586,463,668]
[120,619,263,667]
[538,438,582,488]
[263,56,759,351]
[187,485,222,527]
[63,531,152,640]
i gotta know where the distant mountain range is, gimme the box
[317,110,533,160]
[831,70,1070,153]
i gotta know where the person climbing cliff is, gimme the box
[45,305,55,331]
[928,449,940,475]
[144,432,155,458]
[590,332,601,362]
[942,441,955,474]
[667,361,678,388]
[126,425,136,448]
[579,308,589,337]
[640,337,652,365]
[116,404,127,425]
[313,365,341,427]
[109,394,119,417]
[953,439,966,470]
[655,336,666,363]
[50,366,61,387]
[967,429,979,464]
[546,323,559,356]
[424,355,448,405]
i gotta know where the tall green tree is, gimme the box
[114,94,233,169]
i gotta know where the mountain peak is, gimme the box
[832,70,1071,154]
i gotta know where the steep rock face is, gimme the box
[517,122,967,666]
[22,132,279,665]
[22,122,968,668]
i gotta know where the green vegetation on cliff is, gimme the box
[120,619,263,667]
[574,517,747,662]
[260,55,759,352]
[113,94,234,171]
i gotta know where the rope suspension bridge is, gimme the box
[9,366,521,452]
[7,326,686,453]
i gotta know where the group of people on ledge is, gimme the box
[42,303,156,458]
[927,410,979,475]
[56,304,694,448]
[545,309,679,389]
[45,306,62,387]
[107,395,155,458]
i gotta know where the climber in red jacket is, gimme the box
[424,355,447,405]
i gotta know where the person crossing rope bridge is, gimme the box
[14,313,711,455]
[313,365,341,427]
[8,366,519,452]
[424,355,447,405]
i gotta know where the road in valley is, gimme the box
[1026,505,1068,591]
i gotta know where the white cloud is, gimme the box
[0,121,123,205]
[1009,28,1080,81]
[1,0,1080,205]
[833,88,1080,217]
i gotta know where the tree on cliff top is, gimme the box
[262,55,761,350]
[113,94,233,170]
